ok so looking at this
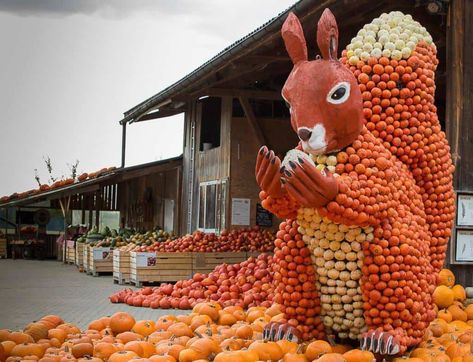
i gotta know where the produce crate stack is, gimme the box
[75,242,84,269]
[192,252,248,275]
[113,250,131,285]
[130,251,193,287]
[87,247,113,276]
[65,240,75,264]
[0,238,6,258]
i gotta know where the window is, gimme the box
[198,180,227,233]
[199,97,221,151]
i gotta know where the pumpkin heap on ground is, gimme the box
[256,8,455,355]
[4,281,473,362]
[109,254,275,309]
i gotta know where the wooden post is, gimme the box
[239,96,266,146]
[121,123,127,168]
[59,196,71,263]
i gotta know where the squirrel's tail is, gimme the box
[341,11,455,272]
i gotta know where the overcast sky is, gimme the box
[0,0,294,195]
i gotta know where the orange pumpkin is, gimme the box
[276,340,298,355]
[316,353,347,362]
[115,333,141,344]
[0,331,11,343]
[1,341,16,357]
[305,340,332,361]
[433,286,455,309]
[447,305,467,322]
[109,313,136,335]
[438,269,455,287]
[93,343,118,360]
[343,350,374,362]
[192,303,220,322]
[248,341,283,362]
[235,325,253,340]
[11,344,44,359]
[452,285,466,302]
[148,356,176,362]
[166,323,192,338]
[108,351,139,362]
[132,322,155,338]
[9,333,34,345]
[71,344,93,359]
[190,316,212,331]
[283,353,309,362]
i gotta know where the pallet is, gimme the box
[88,247,113,276]
[113,250,131,284]
[192,252,248,274]
[0,238,7,259]
[130,252,193,287]
[75,242,85,267]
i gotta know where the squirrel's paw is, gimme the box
[282,158,338,208]
[262,322,301,343]
[360,330,401,355]
[255,146,286,197]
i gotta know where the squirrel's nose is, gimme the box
[298,128,312,142]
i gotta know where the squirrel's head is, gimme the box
[281,9,363,155]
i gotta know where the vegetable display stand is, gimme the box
[113,250,130,285]
[87,247,113,276]
[65,240,75,264]
[130,252,192,287]
[75,242,84,268]
[192,252,248,275]
[83,244,90,273]
[0,238,6,258]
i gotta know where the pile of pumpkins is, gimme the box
[2,269,473,362]
[0,304,376,362]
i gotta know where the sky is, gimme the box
[0,0,295,195]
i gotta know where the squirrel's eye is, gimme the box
[331,87,346,100]
[327,82,350,104]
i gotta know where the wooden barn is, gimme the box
[120,0,471,282]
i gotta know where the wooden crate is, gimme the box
[0,238,6,259]
[130,252,192,287]
[88,247,113,276]
[113,250,131,284]
[75,242,85,268]
[192,252,248,274]
[65,241,75,264]
[83,244,91,273]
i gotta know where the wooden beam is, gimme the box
[238,55,290,64]
[199,88,282,101]
[239,96,266,146]
[132,108,185,123]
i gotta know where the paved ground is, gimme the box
[0,259,180,330]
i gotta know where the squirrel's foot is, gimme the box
[360,330,401,355]
[262,322,301,343]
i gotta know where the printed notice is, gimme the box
[457,195,473,226]
[456,230,473,262]
[232,198,250,226]
[135,252,157,267]
[93,247,111,260]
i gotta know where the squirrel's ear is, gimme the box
[282,12,308,65]
[317,8,339,60]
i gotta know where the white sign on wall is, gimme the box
[232,198,250,226]
[457,195,473,227]
[456,230,473,262]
